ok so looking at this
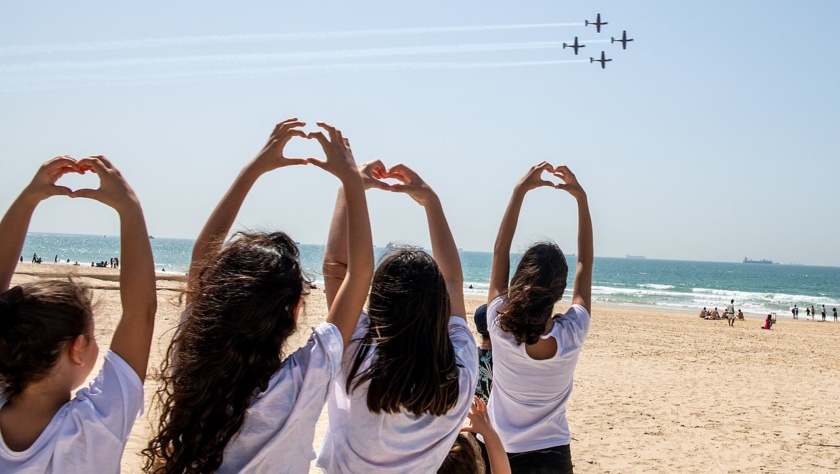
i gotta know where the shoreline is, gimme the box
[14,263,836,322]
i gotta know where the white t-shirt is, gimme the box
[0,351,143,473]
[317,314,478,473]
[217,322,343,474]
[487,296,590,453]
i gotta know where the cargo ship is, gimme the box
[743,257,774,264]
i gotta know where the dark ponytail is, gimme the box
[0,281,93,399]
[498,242,568,345]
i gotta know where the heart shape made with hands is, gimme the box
[54,165,102,194]
[360,162,421,191]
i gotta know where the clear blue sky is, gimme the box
[2,1,839,265]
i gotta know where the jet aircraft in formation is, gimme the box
[585,13,607,33]
[562,13,633,69]
[590,51,612,69]
[562,36,585,55]
[611,30,634,49]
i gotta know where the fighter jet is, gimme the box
[562,37,585,55]
[590,51,612,69]
[585,13,607,33]
[611,30,634,49]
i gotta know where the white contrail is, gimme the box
[0,59,588,91]
[0,23,583,56]
[0,41,570,73]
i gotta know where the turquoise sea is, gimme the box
[19,232,840,318]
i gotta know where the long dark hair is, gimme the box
[0,280,93,399]
[346,248,459,416]
[498,242,568,345]
[143,232,308,473]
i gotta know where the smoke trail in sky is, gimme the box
[0,41,573,73]
[0,59,588,92]
[0,23,583,56]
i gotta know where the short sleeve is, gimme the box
[73,351,144,442]
[553,304,591,349]
[449,317,478,386]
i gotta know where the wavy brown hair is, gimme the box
[438,433,484,473]
[0,280,93,399]
[346,248,459,416]
[142,232,308,473]
[498,242,568,345]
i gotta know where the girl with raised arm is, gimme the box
[316,162,478,472]
[0,156,156,472]
[143,119,373,473]
[485,163,593,473]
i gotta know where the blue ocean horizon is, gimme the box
[18,232,840,318]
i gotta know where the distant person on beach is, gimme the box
[699,307,707,319]
[726,299,736,327]
[811,305,816,321]
[737,309,744,320]
[144,120,374,473]
[761,314,775,330]
[821,305,826,321]
[711,307,720,320]
[806,307,811,319]
[317,162,477,472]
[484,162,593,472]
[54,255,57,263]
[0,155,156,472]
[31,253,36,263]
[834,308,837,322]
[18,256,22,263]
[792,305,798,320]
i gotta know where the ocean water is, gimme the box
[18,233,840,318]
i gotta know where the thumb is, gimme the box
[52,186,73,197]
[70,188,101,201]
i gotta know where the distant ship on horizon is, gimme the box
[743,257,775,264]
[626,254,646,259]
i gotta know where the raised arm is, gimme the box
[323,160,389,309]
[0,156,77,292]
[488,162,557,305]
[388,163,466,319]
[72,156,157,381]
[308,124,374,347]
[461,396,511,474]
[554,166,592,314]
[187,119,307,302]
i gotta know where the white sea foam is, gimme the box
[638,283,675,290]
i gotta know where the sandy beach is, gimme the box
[11,264,840,473]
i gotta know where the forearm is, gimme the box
[488,187,526,301]
[119,203,157,322]
[341,178,374,286]
[481,430,511,474]
[424,195,465,317]
[493,187,526,256]
[111,201,157,380]
[189,165,261,279]
[572,194,593,312]
[323,188,350,308]
[575,194,593,267]
[0,193,38,291]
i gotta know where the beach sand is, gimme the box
[10,264,840,473]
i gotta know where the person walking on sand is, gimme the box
[833,308,837,322]
[806,307,811,320]
[811,305,816,321]
[821,305,826,321]
[792,305,798,320]
[726,299,736,327]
